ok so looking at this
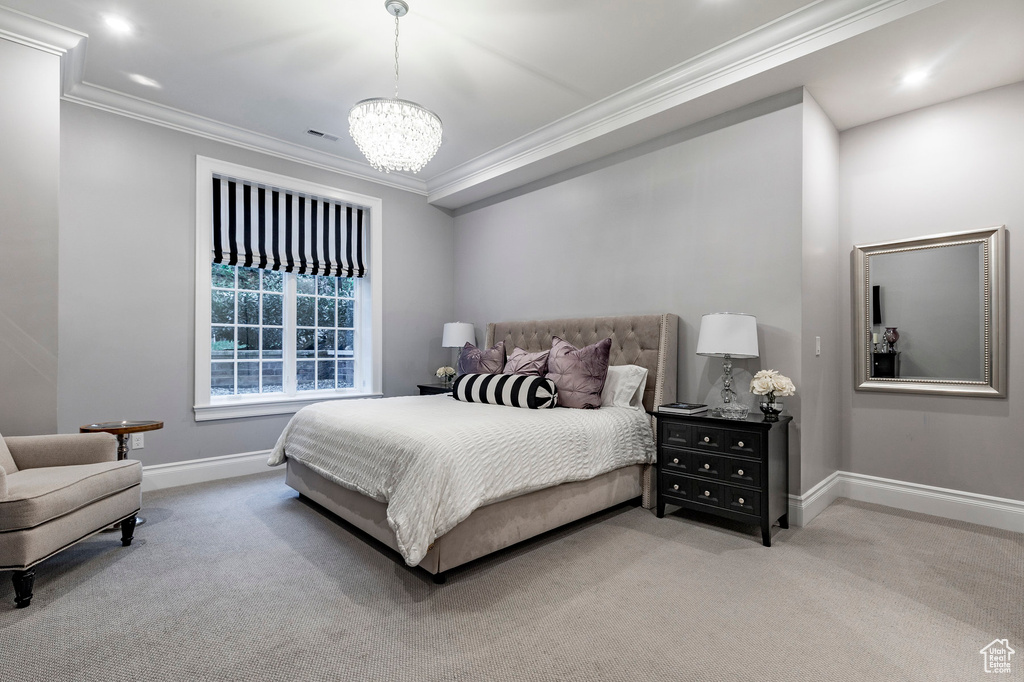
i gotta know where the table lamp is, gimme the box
[442,322,476,368]
[695,312,759,417]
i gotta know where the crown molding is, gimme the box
[0,5,83,55]
[424,0,947,208]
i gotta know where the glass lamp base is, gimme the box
[713,403,750,420]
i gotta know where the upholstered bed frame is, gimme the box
[285,313,679,582]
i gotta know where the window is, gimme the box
[194,157,382,421]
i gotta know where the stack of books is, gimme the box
[658,402,708,415]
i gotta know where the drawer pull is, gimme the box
[703,436,710,443]
[704,490,710,497]
[703,463,710,470]
[673,484,680,491]
[672,458,679,464]
[737,469,744,476]
[738,441,744,448]
[738,497,745,504]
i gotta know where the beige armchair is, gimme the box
[0,430,142,608]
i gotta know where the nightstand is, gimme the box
[655,411,791,546]
[417,383,453,395]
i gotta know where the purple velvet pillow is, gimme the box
[545,336,612,409]
[457,341,505,375]
[503,347,549,377]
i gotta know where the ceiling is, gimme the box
[2,0,1023,209]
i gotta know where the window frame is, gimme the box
[193,156,383,421]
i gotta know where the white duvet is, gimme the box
[268,394,655,566]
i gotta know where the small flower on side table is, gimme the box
[750,369,795,421]
[436,366,456,388]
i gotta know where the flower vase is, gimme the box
[883,326,899,352]
[759,398,783,421]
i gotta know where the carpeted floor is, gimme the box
[1,471,1021,681]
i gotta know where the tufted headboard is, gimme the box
[485,314,679,414]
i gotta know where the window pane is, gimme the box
[262,270,283,292]
[317,276,336,297]
[337,330,354,355]
[337,360,354,388]
[238,291,259,325]
[262,361,283,393]
[211,362,235,395]
[296,296,315,327]
[212,290,235,324]
[262,328,282,359]
[338,299,354,328]
[212,263,235,289]
[238,327,260,359]
[262,293,283,326]
[297,273,316,295]
[317,330,335,358]
[238,267,260,291]
[317,297,335,328]
[338,278,355,298]
[317,360,335,389]
[296,329,315,358]
[237,362,260,394]
[211,326,235,359]
[297,361,316,391]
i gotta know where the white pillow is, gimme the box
[600,364,649,409]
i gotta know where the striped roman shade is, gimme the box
[212,176,366,277]
[452,373,558,409]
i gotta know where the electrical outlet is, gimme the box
[131,433,144,449]
[815,336,821,356]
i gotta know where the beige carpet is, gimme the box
[1,471,1020,681]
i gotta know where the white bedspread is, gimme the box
[268,395,654,566]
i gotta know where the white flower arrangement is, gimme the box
[435,366,456,380]
[749,369,796,402]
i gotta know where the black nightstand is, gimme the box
[417,383,453,396]
[655,411,791,546]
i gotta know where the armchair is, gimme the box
[0,430,142,608]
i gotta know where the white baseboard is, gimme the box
[142,449,277,492]
[790,471,1024,534]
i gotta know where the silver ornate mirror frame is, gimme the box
[853,225,1006,397]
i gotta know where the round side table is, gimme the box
[80,420,163,526]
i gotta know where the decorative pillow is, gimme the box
[545,336,612,409]
[502,347,549,377]
[457,341,505,375]
[601,364,649,409]
[452,373,558,409]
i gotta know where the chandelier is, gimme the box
[349,0,442,174]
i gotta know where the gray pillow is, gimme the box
[457,341,505,375]
[503,347,549,377]
[545,336,612,409]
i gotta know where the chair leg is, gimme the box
[121,514,138,547]
[13,569,35,608]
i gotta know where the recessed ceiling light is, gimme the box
[128,74,161,89]
[902,69,929,87]
[103,14,133,36]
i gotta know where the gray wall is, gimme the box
[839,81,1024,501]
[453,100,809,492]
[57,103,455,466]
[0,38,60,436]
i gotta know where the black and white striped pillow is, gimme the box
[452,373,558,409]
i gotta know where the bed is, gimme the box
[270,314,678,582]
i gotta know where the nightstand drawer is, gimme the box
[723,458,761,488]
[659,421,693,448]
[690,480,723,508]
[691,453,723,480]
[661,471,692,501]
[724,431,761,459]
[722,486,760,516]
[692,425,724,452]
[661,448,691,474]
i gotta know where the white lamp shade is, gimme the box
[442,322,476,348]
[695,313,759,358]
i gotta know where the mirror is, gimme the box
[853,226,1006,397]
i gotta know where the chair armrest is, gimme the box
[4,433,118,469]
[0,466,7,500]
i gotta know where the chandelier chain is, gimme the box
[394,14,400,99]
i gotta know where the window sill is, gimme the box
[194,392,383,422]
